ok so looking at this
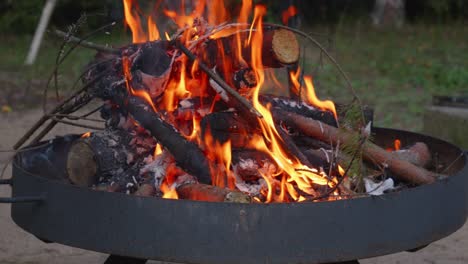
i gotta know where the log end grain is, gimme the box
[272,29,299,65]
[66,140,97,187]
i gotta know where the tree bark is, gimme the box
[276,111,438,185]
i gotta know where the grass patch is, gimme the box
[304,22,468,131]
[0,30,130,110]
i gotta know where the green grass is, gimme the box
[0,30,131,110]
[1,23,467,131]
[304,22,468,131]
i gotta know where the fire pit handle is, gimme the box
[0,195,45,204]
[0,179,44,203]
[0,179,12,185]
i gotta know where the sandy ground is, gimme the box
[0,109,467,264]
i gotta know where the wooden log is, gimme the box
[276,111,438,185]
[66,131,133,187]
[177,183,251,203]
[261,95,338,127]
[66,139,98,187]
[392,142,431,168]
[126,96,212,184]
[206,28,300,68]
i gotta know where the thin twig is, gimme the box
[309,137,366,201]
[80,104,103,118]
[13,71,107,150]
[30,94,93,144]
[176,41,263,118]
[48,113,105,122]
[45,22,118,112]
[51,29,119,54]
[50,117,104,130]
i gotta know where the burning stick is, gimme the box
[125,96,212,184]
[176,41,263,118]
[277,111,438,185]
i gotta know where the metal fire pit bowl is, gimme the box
[3,127,468,264]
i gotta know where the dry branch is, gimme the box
[276,111,438,185]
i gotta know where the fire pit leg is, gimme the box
[104,255,147,264]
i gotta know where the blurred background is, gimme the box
[0,0,466,132]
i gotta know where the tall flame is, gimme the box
[121,0,342,202]
[303,76,338,120]
[123,0,147,43]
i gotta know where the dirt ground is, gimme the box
[1,109,467,264]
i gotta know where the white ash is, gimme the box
[126,153,134,164]
[235,180,264,196]
[209,67,229,101]
[196,108,211,117]
[364,178,394,195]
[362,121,372,138]
[140,151,172,187]
[179,99,193,109]
[237,158,259,171]
[272,97,318,111]
[174,173,197,188]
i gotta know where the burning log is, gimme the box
[66,131,134,187]
[177,183,251,203]
[66,139,97,187]
[205,28,300,69]
[277,111,438,185]
[125,96,212,184]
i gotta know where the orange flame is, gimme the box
[282,5,298,25]
[121,0,342,203]
[123,0,147,43]
[122,56,158,112]
[153,144,163,157]
[81,132,91,138]
[147,15,160,41]
[394,139,401,150]
[247,5,333,203]
[303,76,338,120]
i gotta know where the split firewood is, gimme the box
[276,111,438,185]
[177,183,251,203]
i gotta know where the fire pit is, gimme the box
[2,1,468,263]
[1,127,466,264]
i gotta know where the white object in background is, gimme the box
[364,178,394,195]
[25,0,58,65]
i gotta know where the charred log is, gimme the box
[126,96,212,184]
[262,95,338,127]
